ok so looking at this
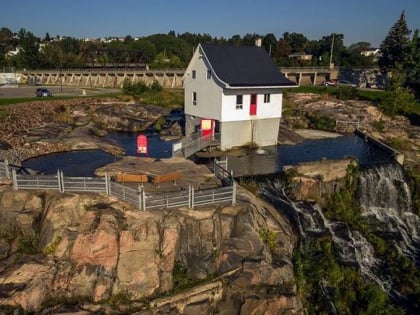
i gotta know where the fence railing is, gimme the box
[214,158,233,186]
[0,159,11,179]
[173,132,220,158]
[7,167,235,211]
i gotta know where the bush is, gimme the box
[306,114,336,131]
[335,86,358,100]
[150,80,163,92]
[122,79,148,97]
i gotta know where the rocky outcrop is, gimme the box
[0,183,302,314]
[0,99,171,165]
[284,158,356,205]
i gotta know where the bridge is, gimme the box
[16,67,338,88]
[172,132,220,158]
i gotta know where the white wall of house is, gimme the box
[220,90,283,122]
[184,47,223,121]
[183,44,286,149]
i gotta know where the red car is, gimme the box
[321,79,338,87]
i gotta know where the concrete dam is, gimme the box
[17,67,338,89]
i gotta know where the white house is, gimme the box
[184,43,297,150]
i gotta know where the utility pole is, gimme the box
[329,33,335,70]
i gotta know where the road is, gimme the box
[0,86,120,98]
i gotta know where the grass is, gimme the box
[138,88,184,108]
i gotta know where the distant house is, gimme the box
[5,47,21,58]
[184,43,297,150]
[360,48,381,62]
[360,48,381,57]
[288,53,313,61]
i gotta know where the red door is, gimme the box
[250,94,257,115]
[200,119,213,138]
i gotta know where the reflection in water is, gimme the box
[103,131,174,158]
[229,135,394,177]
[23,150,118,177]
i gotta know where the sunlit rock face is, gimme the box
[0,186,302,314]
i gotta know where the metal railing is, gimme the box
[0,159,11,179]
[8,165,236,211]
[173,132,220,158]
[214,158,233,186]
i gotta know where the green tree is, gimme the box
[379,68,416,116]
[15,28,41,69]
[262,33,277,56]
[404,29,420,96]
[379,11,411,71]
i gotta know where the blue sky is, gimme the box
[1,0,420,47]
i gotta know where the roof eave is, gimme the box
[225,83,299,89]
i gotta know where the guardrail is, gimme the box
[173,132,220,158]
[6,167,236,211]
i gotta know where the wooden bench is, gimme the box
[115,173,149,183]
[152,172,182,185]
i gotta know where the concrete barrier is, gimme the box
[355,130,405,166]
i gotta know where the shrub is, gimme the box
[335,86,357,100]
[258,228,277,252]
[306,114,336,131]
[150,80,163,92]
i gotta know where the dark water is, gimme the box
[23,134,393,177]
[23,150,118,177]
[103,131,174,158]
[228,135,394,177]
[22,132,174,176]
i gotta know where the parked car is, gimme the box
[336,80,358,88]
[321,79,338,87]
[36,88,52,97]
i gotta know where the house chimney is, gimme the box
[255,38,262,47]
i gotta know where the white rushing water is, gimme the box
[359,163,420,262]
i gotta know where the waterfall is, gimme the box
[359,163,420,262]
[259,179,392,292]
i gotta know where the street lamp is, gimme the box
[329,33,335,70]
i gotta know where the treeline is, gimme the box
[0,27,378,70]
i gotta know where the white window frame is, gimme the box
[236,95,243,110]
[264,93,271,103]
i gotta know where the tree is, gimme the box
[379,11,411,71]
[262,33,277,56]
[283,32,309,53]
[404,29,420,96]
[15,28,41,69]
[379,68,416,116]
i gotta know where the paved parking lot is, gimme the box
[0,86,120,98]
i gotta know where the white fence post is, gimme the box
[5,159,10,178]
[138,186,142,211]
[12,169,18,190]
[232,183,237,205]
[142,189,146,211]
[58,170,64,192]
[105,174,110,195]
[191,185,194,209]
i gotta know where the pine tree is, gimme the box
[404,29,420,96]
[378,11,411,71]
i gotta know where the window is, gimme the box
[264,93,271,103]
[192,70,196,79]
[236,95,243,110]
[206,70,211,79]
[192,92,197,105]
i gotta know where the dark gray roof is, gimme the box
[201,43,296,87]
